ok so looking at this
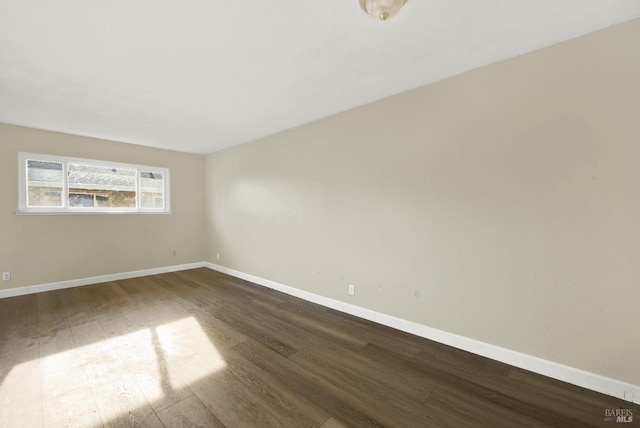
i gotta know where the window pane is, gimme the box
[139,171,165,209]
[96,195,110,208]
[68,163,136,208]
[27,160,63,207]
[69,193,95,208]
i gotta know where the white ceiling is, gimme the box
[2,1,640,155]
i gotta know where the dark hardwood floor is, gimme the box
[0,268,637,427]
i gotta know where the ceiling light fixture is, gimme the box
[359,0,406,21]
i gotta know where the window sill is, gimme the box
[16,210,173,216]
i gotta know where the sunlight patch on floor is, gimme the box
[1,316,226,426]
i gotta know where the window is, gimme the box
[18,153,170,214]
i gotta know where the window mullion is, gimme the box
[63,161,69,210]
[135,169,140,211]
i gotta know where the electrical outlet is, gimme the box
[216,253,220,261]
[412,290,421,298]
[2,272,10,281]
[348,284,355,296]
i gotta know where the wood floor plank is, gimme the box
[58,286,99,328]
[232,339,388,427]
[76,282,123,322]
[214,305,299,358]
[413,344,626,428]
[0,294,42,428]
[0,268,637,428]
[174,359,285,427]
[0,341,43,428]
[224,352,330,427]
[156,395,225,428]
[289,349,444,428]
[270,296,425,359]
[246,297,369,354]
[70,320,161,427]
[0,294,39,357]
[37,291,71,339]
[97,314,195,414]
[321,417,351,428]
[39,326,101,428]
[507,367,632,427]
[425,383,561,428]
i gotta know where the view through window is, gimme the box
[19,153,170,213]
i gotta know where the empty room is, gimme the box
[1,1,639,427]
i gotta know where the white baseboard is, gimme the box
[3,261,637,404]
[0,262,207,299]
[205,262,640,405]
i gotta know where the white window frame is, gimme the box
[18,152,171,215]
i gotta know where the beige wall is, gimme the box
[205,19,640,386]
[0,124,206,289]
